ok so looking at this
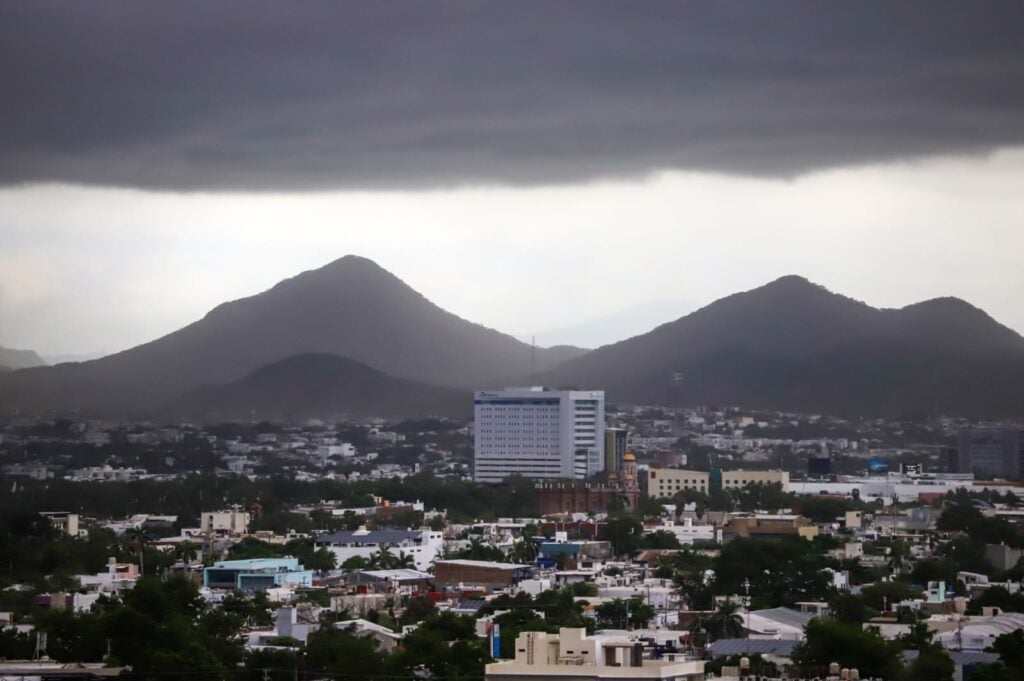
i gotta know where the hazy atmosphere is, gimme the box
[2,1,1024,356]
[5,5,1024,676]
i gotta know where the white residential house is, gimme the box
[315,527,444,571]
[485,628,704,681]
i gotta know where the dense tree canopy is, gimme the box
[793,619,904,681]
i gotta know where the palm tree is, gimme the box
[509,538,537,564]
[370,545,395,569]
[464,536,487,560]
[394,551,415,569]
[174,540,198,565]
[125,527,151,576]
[706,600,746,640]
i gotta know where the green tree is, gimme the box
[595,598,630,629]
[600,514,644,556]
[457,537,506,562]
[395,612,491,679]
[830,594,871,624]
[793,618,903,680]
[714,537,838,608]
[245,648,299,681]
[905,648,954,681]
[341,555,371,570]
[861,581,922,612]
[990,630,1024,669]
[642,530,682,549]
[401,595,438,624]
[705,601,745,640]
[306,627,389,680]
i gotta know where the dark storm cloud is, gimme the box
[2,1,1024,190]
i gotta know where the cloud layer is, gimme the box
[3,1,1024,190]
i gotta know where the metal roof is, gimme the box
[354,569,433,581]
[315,529,421,544]
[750,607,814,630]
[708,639,799,658]
[435,559,531,570]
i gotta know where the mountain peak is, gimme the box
[322,254,385,271]
[0,256,587,415]
[758,274,832,295]
[903,296,981,314]
[768,274,814,286]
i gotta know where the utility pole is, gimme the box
[742,578,751,638]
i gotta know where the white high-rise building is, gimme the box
[473,387,605,483]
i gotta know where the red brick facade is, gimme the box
[537,484,639,515]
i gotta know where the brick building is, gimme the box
[433,559,533,592]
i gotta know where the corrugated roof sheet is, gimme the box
[315,529,421,544]
[354,569,433,581]
[750,607,814,630]
[435,559,530,569]
[708,639,799,658]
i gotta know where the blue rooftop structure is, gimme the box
[203,557,314,591]
[539,542,583,556]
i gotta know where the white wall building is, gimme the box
[486,628,704,681]
[645,519,719,545]
[315,527,444,571]
[790,472,972,503]
[474,387,605,483]
[200,509,250,536]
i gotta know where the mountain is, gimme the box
[175,353,471,421]
[0,346,47,371]
[0,256,587,416]
[527,298,698,349]
[548,276,1024,416]
[44,351,108,365]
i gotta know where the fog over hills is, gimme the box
[175,353,471,422]
[2,263,1023,419]
[526,298,698,350]
[0,346,46,371]
[548,276,1024,416]
[0,256,584,415]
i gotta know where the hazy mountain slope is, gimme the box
[175,353,471,421]
[529,298,698,349]
[550,276,1024,416]
[0,256,586,414]
[0,346,47,370]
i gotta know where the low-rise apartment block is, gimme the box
[203,557,314,591]
[200,509,250,536]
[721,470,790,492]
[646,469,709,498]
[315,527,444,571]
[486,628,704,681]
[645,469,790,499]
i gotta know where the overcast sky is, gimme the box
[1,2,1023,356]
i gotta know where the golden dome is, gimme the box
[623,452,636,462]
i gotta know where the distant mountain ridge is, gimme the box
[0,256,586,416]
[527,298,698,349]
[0,346,47,371]
[548,275,1024,416]
[2,265,1023,419]
[175,353,471,421]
